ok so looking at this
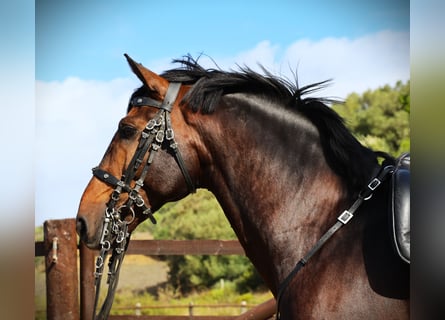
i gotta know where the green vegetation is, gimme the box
[332,80,410,156]
[139,189,265,295]
[110,285,272,316]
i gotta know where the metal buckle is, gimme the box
[95,256,105,269]
[101,240,111,251]
[146,119,156,130]
[117,181,125,188]
[368,178,381,191]
[135,179,144,187]
[135,195,145,207]
[155,115,164,126]
[129,190,138,201]
[338,210,353,224]
[156,130,165,143]
[111,190,121,201]
[166,128,174,140]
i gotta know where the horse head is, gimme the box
[76,55,202,249]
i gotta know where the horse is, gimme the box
[76,54,409,319]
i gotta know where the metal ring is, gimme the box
[95,256,104,268]
[111,191,121,201]
[117,205,135,225]
[135,195,145,207]
[363,193,373,201]
[101,240,111,251]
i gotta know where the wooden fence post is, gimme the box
[79,241,96,319]
[233,298,276,320]
[44,219,80,320]
[189,301,194,319]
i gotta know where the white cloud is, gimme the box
[194,30,409,100]
[200,40,281,73]
[35,77,139,225]
[281,30,409,99]
[35,30,409,225]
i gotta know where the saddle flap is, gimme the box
[390,153,410,264]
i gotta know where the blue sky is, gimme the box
[34,0,410,226]
[36,0,408,81]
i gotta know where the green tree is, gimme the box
[141,190,264,295]
[332,80,410,155]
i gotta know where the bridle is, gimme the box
[90,82,195,319]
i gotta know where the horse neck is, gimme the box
[192,94,352,291]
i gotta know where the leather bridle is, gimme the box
[90,82,195,319]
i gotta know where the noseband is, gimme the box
[90,82,195,319]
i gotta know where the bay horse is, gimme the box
[76,54,409,319]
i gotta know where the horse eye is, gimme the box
[119,124,137,139]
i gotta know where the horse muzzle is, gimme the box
[76,214,103,249]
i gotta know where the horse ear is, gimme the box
[124,54,168,97]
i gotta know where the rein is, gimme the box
[276,160,395,319]
[90,82,195,319]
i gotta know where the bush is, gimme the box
[332,80,410,156]
[140,190,264,295]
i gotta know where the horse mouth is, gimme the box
[76,215,103,250]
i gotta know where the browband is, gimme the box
[130,82,181,112]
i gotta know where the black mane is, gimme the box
[159,56,383,194]
[161,56,335,114]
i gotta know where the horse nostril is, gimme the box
[76,216,88,238]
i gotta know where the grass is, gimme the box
[110,284,272,316]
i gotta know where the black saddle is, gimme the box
[389,153,410,264]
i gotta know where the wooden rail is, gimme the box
[35,218,276,320]
[126,239,246,255]
[35,239,245,256]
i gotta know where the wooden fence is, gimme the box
[35,218,276,320]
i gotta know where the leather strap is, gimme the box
[159,82,181,112]
[131,82,181,111]
[275,164,394,319]
[165,111,196,193]
[91,82,190,320]
[131,96,162,108]
[92,167,131,192]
